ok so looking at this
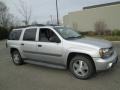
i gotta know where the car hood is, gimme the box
[69,37,112,48]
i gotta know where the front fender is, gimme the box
[63,47,99,65]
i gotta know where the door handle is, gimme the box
[21,43,24,46]
[38,45,42,47]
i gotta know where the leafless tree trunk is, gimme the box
[17,0,32,25]
[94,21,107,35]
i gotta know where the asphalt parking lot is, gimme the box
[0,40,120,90]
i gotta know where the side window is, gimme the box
[23,28,37,41]
[8,30,22,40]
[39,28,60,43]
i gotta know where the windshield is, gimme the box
[54,27,82,40]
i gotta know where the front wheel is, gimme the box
[69,55,95,79]
[11,50,23,65]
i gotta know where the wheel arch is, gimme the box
[10,48,19,54]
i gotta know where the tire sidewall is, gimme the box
[11,50,23,65]
[69,55,95,79]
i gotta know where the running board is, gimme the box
[24,60,66,69]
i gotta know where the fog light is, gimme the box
[107,63,113,68]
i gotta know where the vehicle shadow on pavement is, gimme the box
[21,60,120,80]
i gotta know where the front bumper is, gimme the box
[93,51,118,71]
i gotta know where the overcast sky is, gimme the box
[0,0,119,24]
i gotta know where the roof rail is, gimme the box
[13,24,60,29]
[13,24,46,29]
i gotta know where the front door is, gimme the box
[36,28,64,65]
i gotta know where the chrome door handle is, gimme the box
[21,43,24,46]
[38,45,42,47]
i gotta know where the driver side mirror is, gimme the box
[49,36,61,43]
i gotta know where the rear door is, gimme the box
[21,28,38,59]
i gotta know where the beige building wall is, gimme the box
[63,4,120,32]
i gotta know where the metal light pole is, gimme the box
[56,0,59,25]
[50,15,53,24]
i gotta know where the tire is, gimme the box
[69,55,95,79]
[11,50,23,65]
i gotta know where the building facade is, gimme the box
[63,1,120,32]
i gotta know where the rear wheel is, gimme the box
[11,50,23,65]
[69,55,95,79]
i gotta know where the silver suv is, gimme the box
[7,26,118,79]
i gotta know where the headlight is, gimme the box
[99,47,113,58]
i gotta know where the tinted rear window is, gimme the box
[8,30,22,40]
[23,28,37,41]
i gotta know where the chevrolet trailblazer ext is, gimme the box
[7,26,118,79]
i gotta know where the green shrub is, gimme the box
[79,31,96,36]
[87,31,96,36]
[112,29,120,36]
[90,36,120,41]
[103,36,120,41]
[79,31,88,35]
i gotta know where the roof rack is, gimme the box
[13,24,60,29]
[13,24,46,29]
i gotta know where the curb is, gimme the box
[111,41,120,43]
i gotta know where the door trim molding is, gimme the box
[23,50,62,57]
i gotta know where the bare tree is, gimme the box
[17,0,32,25]
[31,21,38,25]
[94,21,107,35]
[0,1,7,14]
[46,16,59,25]
[0,1,21,29]
[8,15,22,27]
[0,1,9,27]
